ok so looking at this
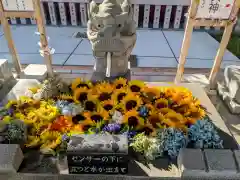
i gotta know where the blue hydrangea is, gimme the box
[188,119,223,149]
[139,106,149,117]
[55,101,84,116]
[102,123,121,133]
[55,100,70,110]
[160,128,188,159]
[122,130,137,143]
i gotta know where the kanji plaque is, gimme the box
[195,0,235,19]
[2,0,34,11]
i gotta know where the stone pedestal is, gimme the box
[0,144,23,173]
[20,64,47,81]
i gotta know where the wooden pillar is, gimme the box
[33,0,54,77]
[175,1,198,83]
[0,1,22,76]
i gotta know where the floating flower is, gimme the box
[128,80,145,93]
[155,98,168,109]
[40,131,62,153]
[113,78,127,89]
[112,88,128,103]
[102,123,121,133]
[95,82,114,101]
[71,78,92,91]
[121,93,142,112]
[73,87,89,103]
[123,110,144,130]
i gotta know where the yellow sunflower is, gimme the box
[87,109,110,123]
[35,105,59,122]
[142,87,160,101]
[83,95,100,112]
[155,98,169,109]
[101,99,116,112]
[148,111,165,128]
[21,111,38,125]
[123,110,144,130]
[158,107,176,115]
[71,78,92,91]
[5,100,17,109]
[113,77,127,89]
[94,82,114,101]
[25,135,41,148]
[128,80,145,93]
[112,88,128,103]
[40,131,62,153]
[120,93,142,112]
[163,112,187,127]
[184,106,206,124]
[59,93,74,102]
[73,87,89,103]
[142,123,157,136]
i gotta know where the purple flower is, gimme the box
[122,130,137,142]
[7,108,14,116]
[103,123,121,133]
[62,134,70,142]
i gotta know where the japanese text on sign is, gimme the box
[69,166,127,174]
[71,155,124,164]
[2,0,34,11]
[195,0,235,19]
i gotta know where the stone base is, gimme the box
[217,82,240,114]
[0,144,23,173]
[91,70,131,83]
[20,64,47,81]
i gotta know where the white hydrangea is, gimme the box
[33,92,43,100]
[25,90,33,98]
[112,111,123,124]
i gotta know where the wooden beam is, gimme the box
[4,11,34,18]
[0,1,22,76]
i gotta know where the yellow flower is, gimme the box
[113,77,127,89]
[95,82,114,101]
[155,98,169,109]
[142,87,160,101]
[142,123,157,136]
[25,135,41,148]
[163,112,187,127]
[101,99,116,112]
[123,110,144,130]
[2,116,12,123]
[185,106,206,124]
[71,78,92,91]
[23,112,38,124]
[121,93,142,112]
[14,113,25,121]
[148,111,164,128]
[73,87,89,103]
[128,80,145,93]
[59,93,74,102]
[112,88,128,103]
[84,95,100,112]
[36,105,59,122]
[5,100,17,109]
[84,109,109,123]
[29,86,41,94]
[40,131,62,151]
[158,108,176,115]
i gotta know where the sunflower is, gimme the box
[123,110,144,130]
[59,93,74,102]
[158,107,176,115]
[84,95,100,112]
[128,80,145,93]
[141,123,156,136]
[113,77,127,89]
[121,93,142,112]
[71,78,92,91]
[95,82,114,101]
[155,98,169,109]
[5,100,17,109]
[163,112,187,127]
[73,87,89,103]
[35,105,59,122]
[86,109,109,123]
[101,99,116,112]
[80,118,96,132]
[40,131,62,152]
[112,88,128,103]
[22,112,38,125]
[142,87,160,101]
[25,135,41,148]
[184,106,206,124]
[148,111,165,128]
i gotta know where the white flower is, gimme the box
[112,111,123,124]
[33,92,42,100]
[25,90,33,98]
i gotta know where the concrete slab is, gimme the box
[184,58,240,69]
[0,26,81,54]
[0,53,68,65]
[64,54,94,66]
[133,30,174,57]
[73,39,92,55]
[137,57,177,68]
[0,25,18,37]
[163,31,239,61]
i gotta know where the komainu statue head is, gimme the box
[87,0,136,54]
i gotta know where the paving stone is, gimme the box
[0,144,23,173]
[204,149,238,178]
[178,148,206,178]
[137,57,177,68]
[233,150,240,172]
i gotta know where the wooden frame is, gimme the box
[0,0,54,77]
[175,0,239,89]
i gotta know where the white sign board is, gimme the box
[195,0,235,19]
[2,0,34,11]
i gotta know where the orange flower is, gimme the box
[50,115,72,132]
